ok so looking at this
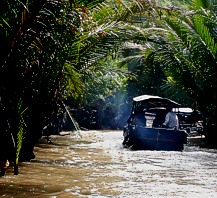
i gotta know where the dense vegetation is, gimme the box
[0,0,216,174]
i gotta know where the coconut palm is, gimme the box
[0,0,150,174]
[0,0,78,172]
[104,0,217,145]
[0,0,109,171]
[133,0,217,144]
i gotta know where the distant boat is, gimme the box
[122,95,189,151]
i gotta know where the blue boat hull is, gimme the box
[123,125,188,151]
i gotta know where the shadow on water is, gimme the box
[0,132,122,198]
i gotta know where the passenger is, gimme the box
[133,106,146,127]
[152,109,167,128]
[162,107,179,130]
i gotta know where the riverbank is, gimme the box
[0,130,217,197]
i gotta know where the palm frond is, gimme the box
[190,0,211,9]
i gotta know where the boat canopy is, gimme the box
[133,94,181,108]
[173,107,193,113]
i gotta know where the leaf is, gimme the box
[1,18,11,29]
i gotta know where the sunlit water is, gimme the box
[0,130,217,198]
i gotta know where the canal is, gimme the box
[0,130,217,197]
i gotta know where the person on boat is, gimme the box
[122,105,146,146]
[162,107,179,130]
[133,105,146,127]
[152,109,167,128]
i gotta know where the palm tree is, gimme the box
[133,0,217,145]
[100,0,217,145]
[0,0,151,174]
[0,0,108,172]
[62,0,154,129]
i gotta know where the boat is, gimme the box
[122,95,189,151]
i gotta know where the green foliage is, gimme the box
[1,0,216,160]
[63,102,81,132]
[131,0,217,141]
[110,0,216,140]
[16,98,28,165]
[1,0,119,161]
[1,0,151,161]
[81,58,127,105]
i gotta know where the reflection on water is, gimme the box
[0,130,217,197]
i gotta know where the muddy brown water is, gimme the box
[0,130,217,198]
